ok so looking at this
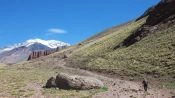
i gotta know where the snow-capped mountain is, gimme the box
[0,38,70,53]
[0,38,70,64]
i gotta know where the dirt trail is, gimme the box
[54,60,175,98]
[73,70,174,98]
[26,59,175,98]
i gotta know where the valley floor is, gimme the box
[60,64,175,98]
[0,58,174,98]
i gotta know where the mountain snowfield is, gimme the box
[0,38,70,53]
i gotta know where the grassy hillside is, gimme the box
[68,18,175,80]
[83,21,132,45]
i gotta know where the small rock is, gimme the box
[113,89,117,91]
[62,55,68,59]
[113,82,116,86]
[172,76,175,78]
[129,78,134,81]
[147,93,150,95]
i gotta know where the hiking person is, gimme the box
[142,78,148,92]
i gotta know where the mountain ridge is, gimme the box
[0,39,70,64]
[0,38,70,53]
[115,0,175,48]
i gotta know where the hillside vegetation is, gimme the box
[67,17,175,80]
[67,0,175,81]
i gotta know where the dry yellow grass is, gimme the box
[0,57,107,98]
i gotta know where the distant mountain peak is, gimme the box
[25,38,70,48]
[0,38,70,53]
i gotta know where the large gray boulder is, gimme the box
[55,73,104,90]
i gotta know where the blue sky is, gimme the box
[0,0,160,47]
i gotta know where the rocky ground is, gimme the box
[29,67,174,98]
[0,53,174,98]
[26,59,175,98]
[65,67,175,98]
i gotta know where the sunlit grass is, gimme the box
[0,60,107,97]
[163,82,175,89]
[69,18,175,79]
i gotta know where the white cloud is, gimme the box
[48,28,67,34]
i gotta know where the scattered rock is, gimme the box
[172,43,175,47]
[172,96,175,98]
[113,82,116,86]
[173,76,175,78]
[113,89,117,91]
[138,89,143,91]
[129,78,134,81]
[131,89,138,93]
[153,74,159,78]
[62,55,68,59]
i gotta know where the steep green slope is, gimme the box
[82,21,132,45]
[68,18,175,79]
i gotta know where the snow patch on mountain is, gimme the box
[26,39,70,48]
[0,38,70,53]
